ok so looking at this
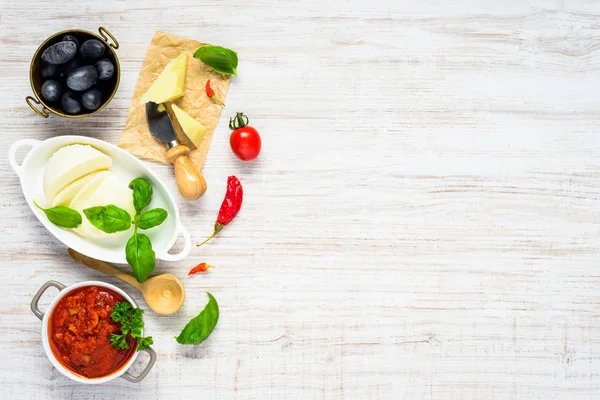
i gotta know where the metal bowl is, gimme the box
[30,280,156,384]
[27,27,120,118]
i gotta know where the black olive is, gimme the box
[66,65,98,91]
[79,39,105,59]
[41,80,62,103]
[41,41,77,65]
[81,89,102,111]
[60,58,80,78]
[61,91,81,114]
[40,62,58,79]
[95,59,114,80]
[62,34,80,48]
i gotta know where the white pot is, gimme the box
[31,280,156,384]
[8,136,191,264]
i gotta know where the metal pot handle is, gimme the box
[30,280,66,320]
[26,96,49,118]
[121,347,156,383]
[99,27,119,50]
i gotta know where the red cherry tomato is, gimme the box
[230,126,261,161]
[229,112,261,161]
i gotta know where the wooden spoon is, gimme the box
[68,249,185,315]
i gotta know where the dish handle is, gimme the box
[121,347,156,383]
[159,223,191,262]
[9,138,41,179]
[31,280,66,320]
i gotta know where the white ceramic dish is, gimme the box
[30,280,156,384]
[9,136,191,264]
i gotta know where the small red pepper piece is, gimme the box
[205,79,225,106]
[197,176,243,246]
[188,263,215,276]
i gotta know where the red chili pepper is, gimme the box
[197,176,243,246]
[188,263,215,276]
[205,79,225,106]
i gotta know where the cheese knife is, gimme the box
[146,101,207,200]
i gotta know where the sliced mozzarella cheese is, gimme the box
[67,170,112,210]
[43,144,112,202]
[71,173,135,238]
[171,104,206,148]
[51,171,104,207]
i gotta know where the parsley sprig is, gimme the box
[109,302,153,351]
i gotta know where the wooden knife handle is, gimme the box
[166,145,207,200]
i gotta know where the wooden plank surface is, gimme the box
[1,0,600,398]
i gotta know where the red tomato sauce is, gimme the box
[49,286,136,379]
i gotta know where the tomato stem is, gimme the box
[229,112,249,130]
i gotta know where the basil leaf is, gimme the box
[193,46,238,75]
[83,205,132,233]
[129,178,153,215]
[175,293,219,345]
[136,208,168,230]
[33,199,82,228]
[126,233,155,283]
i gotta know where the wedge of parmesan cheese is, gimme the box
[172,104,206,148]
[140,52,188,104]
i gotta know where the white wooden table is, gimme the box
[1,0,600,398]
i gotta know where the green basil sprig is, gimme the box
[176,293,219,345]
[136,208,168,230]
[126,177,168,283]
[126,232,156,283]
[129,178,153,214]
[34,200,82,228]
[193,46,238,75]
[83,205,132,233]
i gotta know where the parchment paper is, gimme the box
[119,31,231,168]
